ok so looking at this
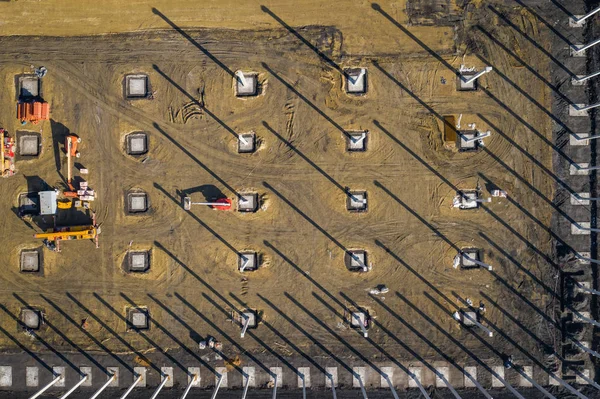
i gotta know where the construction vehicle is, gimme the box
[0,129,16,177]
[63,134,81,197]
[183,196,231,210]
[33,213,100,252]
[17,101,49,124]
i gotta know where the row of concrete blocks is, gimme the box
[0,363,592,391]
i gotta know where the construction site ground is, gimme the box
[0,0,585,396]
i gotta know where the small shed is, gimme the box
[38,190,57,215]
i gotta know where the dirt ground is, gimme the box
[0,0,561,377]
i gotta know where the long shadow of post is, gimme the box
[151,8,235,77]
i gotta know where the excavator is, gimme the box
[33,212,100,252]
[63,134,81,198]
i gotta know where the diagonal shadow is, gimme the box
[66,293,152,373]
[0,302,80,374]
[513,0,576,48]
[153,183,238,254]
[261,62,350,137]
[152,123,239,197]
[0,322,53,373]
[41,295,123,374]
[151,8,235,77]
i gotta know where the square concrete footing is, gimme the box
[80,367,92,387]
[241,310,257,329]
[52,367,65,387]
[463,366,477,388]
[346,131,368,151]
[238,251,258,271]
[350,311,369,330]
[570,163,590,175]
[491,366,504,388]
[125,75,149,98]
[458,248,482,269]
[20,249,41,273]
[345,250,368,272]
[457,130,480,151]
[570,17,586,28]
[570,46,586,57]
[126,133,148,155]
[19,76,40,99]
[325,367,338,387]
[127,192,148,213]
[571,193,590,206]
[578,252,591,265]
[347,191,367,212]
[352,367,366,388]
[572,76,586,86]
[408,367,422,388]
[17,133,41,157]
[20,308,42,330]
[570,133,590,146]
[235,72,258,97]
[518,366,533,387]
[127,307,150,330]
[187,367,201,387]
[18,192,39,215]
[570,104,589,116]
[238,133,256,153]
[238,193,258,212]
[571,222,591,235]
[127,250,150,272]
[435,366,449,387]
[457,75,477,91]
[134,367,147,387]
[345,68,367,94]
[576,369,591,384]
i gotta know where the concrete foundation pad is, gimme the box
[161,367,173,387]
[238,133,256,153]
[126,75,148,98]
[570,104,589,116]
[578,252,591,265]
[571,222,591,235]
[107,367,119,387]
[128,308,149,329]
[238,193,258,212]
[243,366,256,387]
[128,193,148,213]
[571,46,586,57]
[347,191,367,211]
[21,309,41,329]
[19,134,40,156]
[80,367,92,387]
[352,367,366,388]
[519,366,533,387]
[380,367,393,388]
[548,371,561,386]
[298,367,310,388]
[325,367,337,387]
[573,311,591,322]
[491,366,504,388]
[570,133,590,146]
[576,369,591,384]
[408,367,421,388]
[239,252,258,271]
[242,310,257,328]
[463,366,477,388]
[133,367,146,387]
[570,17,586,28]
[128,251,150,272]
[20,250,40,272]
[570,163,590,175]
[270,367,282,388]
[187,367,200,387]
[236,73,258,96]
[347,131,368,151]
[345,68,367,94]
[127,133,148,155]
[26,366,38,387]
[0,366,12,387]
[571,192,590,206]
[572,76,586,86]
[215,367,228,387]
[53,367,65,387]
[458,75,476,90]
[20,76,39,98]
[435,366,449,387]
[346,250,368,271]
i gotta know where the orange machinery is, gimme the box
[63,135,81,197]
[33,213,100,252]
[17,101,49,124]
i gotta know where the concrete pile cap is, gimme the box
[21,309,41,329]
[236,72,258,96]
[20,251,39,271]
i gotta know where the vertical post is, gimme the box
[59,374,88,399]
[571,6,600,24]
[119,373,143,399]
[573,71,600,84]
[236,71,247,86]
[355,373,368,399]
[352,313,368,338]
[211,374,223,399]
[29,374,62,399]
[301,373,306,399]
[382,374,399,399]
[456,310,494,337]
[572,38,600,53]
[180,374,199,399]
[241,372,251,399]
[272,374,277,399]
[461,67,493,85]
[89,373,116,399]
[329,375,337,399]
[573,102,600,112]
[241,315,250,338]
[150,374,169,399]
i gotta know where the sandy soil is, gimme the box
[0,0,560,375]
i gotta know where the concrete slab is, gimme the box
[161,367,173,387]
[571,222,591,235]
[570,133,590,145]
[126,75,148,98]
[578,252,591,265]
[239,252,258,272]
[107,367,119,387]
[549,370,561,386]
[576,369,591,384]
[572,76,586,86]
[26,366,38,387]
[236,72,258,97]
[491,366,504,388]
[18,134,40,156]
[270,367,282,388]
[463,366,476,388]
[380,366,393,388]
[21,309,41,329]
[570,163,590,175]
[127,133,148,155]
[346,250,368,272]
[570,104,589,116]
[325,367,337,387]
[20,250,39,272]
[457,75,477,91]
[298,367,310,388]
[519,366,532,387]
[20,76,39,98]
[238,193,258,212]
[571,46,586,57]
[571,193,590,206]
[347,191,367,212]
[128,251,150,272]
[0,367,12,387]
[435,366,449,387]
[570,17,586,28]
[345,68,367,94]
[408,367,421,388]
[573,311,592,322]
[128,193,148,213]
[238,133,256,153]
[53,367,65,387]
[133,367,146,387]
[187,367,200,387]
[352,367,366,388]
[216,367,228,387]
[243,366,255,387]
[347,131,368,151]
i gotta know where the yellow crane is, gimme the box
[33,213,99,252]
